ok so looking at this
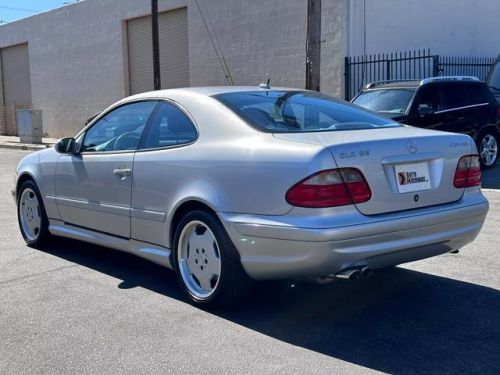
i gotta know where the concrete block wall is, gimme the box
[0,0,345,138]
[188,0,308,89]
[0,105,17,136]
[321,0,344,97]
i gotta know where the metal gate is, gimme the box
[344,49,495,100]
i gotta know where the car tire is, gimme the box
[478,131,498,169]
[173,209,253,308]
[17,180,51,247]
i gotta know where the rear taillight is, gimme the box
[286,168,371,208]
[454,155,481,188]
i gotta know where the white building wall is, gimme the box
[0,0,339,137]
[346,0,499,57]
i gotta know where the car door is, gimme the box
[55,100,157,238]
[406,84,447,130]
[131,100,198,247]
[435,83,479,137]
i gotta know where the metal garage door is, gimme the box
[1,43,32,107]
[127,7,189,95]
[0,43,31,135]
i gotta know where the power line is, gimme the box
[0,6,39,13]
[194,0,233,85]
[200,0,234,85]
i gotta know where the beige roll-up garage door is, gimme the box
[1,43,32,107]
[127,7,189,95]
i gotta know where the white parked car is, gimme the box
[12,87,489,307]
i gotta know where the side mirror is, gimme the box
[418,106,435,117]
[55,137,77,154]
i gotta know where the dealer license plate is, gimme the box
[394,162,432,193]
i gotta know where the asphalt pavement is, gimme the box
[1,149,499,374]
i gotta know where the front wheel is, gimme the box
[173,210,252,307]
[478,132,498,168]
[17,180,51,247]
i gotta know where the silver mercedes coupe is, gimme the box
[12,86,489,307]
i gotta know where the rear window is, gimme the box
[442,83,492,109]
[467,83,493,104]
[214,91,399,133]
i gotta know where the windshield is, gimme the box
[214,91,399,133]
[352,88,415,114]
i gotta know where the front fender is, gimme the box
[15,148,60,220]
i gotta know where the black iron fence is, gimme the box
[344,49,495,100]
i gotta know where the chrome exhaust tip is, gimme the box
[360,266,373,279]
[335,268,361,280]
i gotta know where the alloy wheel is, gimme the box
[177,220,222,300]
[480,134,498,167]
[19,188,42,242]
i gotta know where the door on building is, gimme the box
[0,43,32,135]
[54,100,157,238]
[126,7,190,95]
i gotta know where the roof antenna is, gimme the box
[259,78,271,90]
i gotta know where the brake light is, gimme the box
[453,155,481,188]
[286,168,371,208]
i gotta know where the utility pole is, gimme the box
[305,0,321,91]
[151,0,161,90]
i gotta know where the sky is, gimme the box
[0,0,80,24]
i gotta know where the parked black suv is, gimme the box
[352,76,500,168]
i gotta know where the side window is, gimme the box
[414,86,444,113]
[467,84,490,104]
[442,84,470,109]
[82,101,157,152]
[142,102,197,149]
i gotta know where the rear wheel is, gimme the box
[478,131,498,168]
[173,210,252,307]
[17,180,51,247]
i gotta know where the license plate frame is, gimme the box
[394,162,432,193]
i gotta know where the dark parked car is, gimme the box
[352,76,500,168]
[486,55,500,103]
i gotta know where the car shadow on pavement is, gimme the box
[39,237,500,374]
[481,163,500,189]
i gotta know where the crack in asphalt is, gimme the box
[0,250,37,271]
[0,264,79,288]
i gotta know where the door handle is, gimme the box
[113,168,132,179]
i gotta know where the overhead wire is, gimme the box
[199,0,234,85]
[0,6,38,13]
[194,0,234,85]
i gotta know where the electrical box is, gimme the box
[16,109,43,144]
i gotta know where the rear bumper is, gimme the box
[220,189,489,280]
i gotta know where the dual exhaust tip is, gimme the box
[335,266,373,280]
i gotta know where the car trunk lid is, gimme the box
[274,126,473,215]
